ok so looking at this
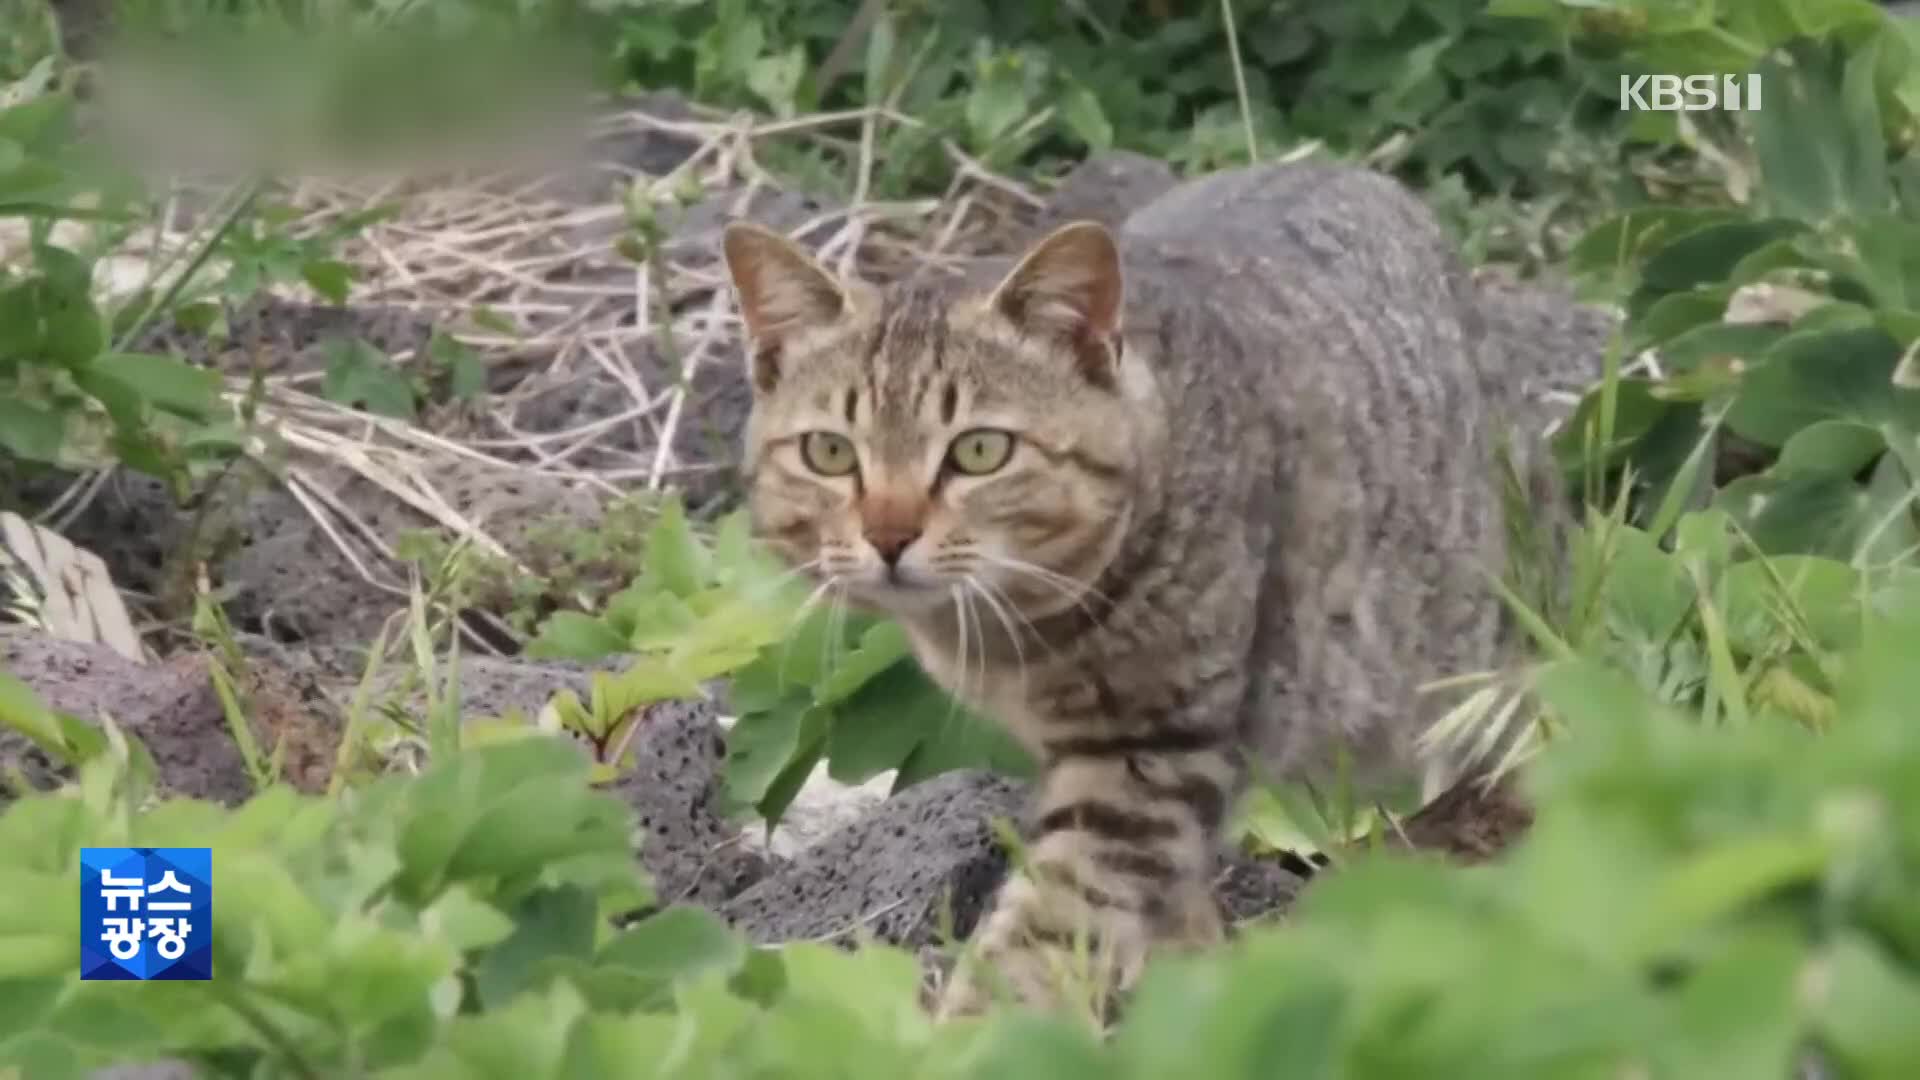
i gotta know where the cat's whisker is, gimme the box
[978,553,1109,622]
[947,583,974,719]
[963,585,989,720]
[828,584,850,683]
[965,575,1032,694]
[971,572,1059,660]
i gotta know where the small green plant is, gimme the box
[516,494,1031,825]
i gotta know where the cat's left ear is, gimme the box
[722,222,854,392]
[987,220,1123,386]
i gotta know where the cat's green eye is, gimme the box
[800,431,858,476]
[947,428,1015,476]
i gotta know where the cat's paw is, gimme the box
[932,872,1153,1023]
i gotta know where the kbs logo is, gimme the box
[1619,73,1763,112]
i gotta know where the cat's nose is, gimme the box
[865,527,920,566]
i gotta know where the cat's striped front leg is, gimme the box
[935,731,1238,1021]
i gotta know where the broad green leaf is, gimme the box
[0,672,75,763]
[471,885,600,1010]
[723,699,813,809]
[747,45,805,118]
[1648,924,1805,1080]
[421,885,516,952]
[1750,40,1892,223]
[1774,419,1886,478]
[1715,473,1871,560]
[643,495,707,599]
[1059,82,1113,152]
[812,619,914,707]
[1809,934,1920,1075]
[526,612,631,661]
[429,333,487,402]
[1628,220,1807,316]
[1721,556,1864,656]
[1653,321,1784,376]
[0,399,65,463]
[0,260,105,369]
[1630,285,1736,347]
[301,258,355,303]
[965,55,1030,151]
[1602,526,1694,644]
[825,661,947,786]
[755,706,827,826]
[78,352,222,420]
[893,704,1035,790]
[322,338,416,419]
[1727,326,1920,447]
[582,905,746,1012]
[1567,207,1744,289]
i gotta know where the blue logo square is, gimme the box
[79,847,212,981]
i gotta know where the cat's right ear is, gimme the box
[986,220,1124,388]
[721,222,848,392]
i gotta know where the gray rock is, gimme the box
[1215,855,1311,926]
[1033,151,1178,235]
[1,630,262,806]
[718,769,1026,949]
[608,700,775,907]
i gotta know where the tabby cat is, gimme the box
[720,160,1514,1018]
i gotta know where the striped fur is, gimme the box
[722,161,1515,1019]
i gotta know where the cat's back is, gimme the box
[1116,159,1488,395]
[1113,160,1509,792]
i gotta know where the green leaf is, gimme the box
[1628,220,1807,316]
[747,45,806,118]
[0,399,66,463]
[1813,933,1920,1074]
[1650,925,1805,1079]
[824,660,947,786]
[526,612,631,661]
[1774,420,1886,479]
[301,258,355,303]
[723,699,813,809]
[1714,473,1876,560]
[1601,526,1694,645]
[0,259,104,369]
[862,12,897,104]
[643,494,707,599]
[1654,322,1786,376]
[1059,82,1113,152]
[322,338,416,419]
[1750,40,1892,223]
[812,620,913,707]
[1630,286,1737,349]
[430,332,487,402]
[0,672,102,767]
[755,707,827,826]
[1721,555,1864,655]
[1727,326,1920,447]
[1568,208,1743,289]
[893,703,1035,790]
[421,884,516,952]
[1837,215,1920,311]
[965,55,1030,151]
[78,352,222,420]
[583,905,747,1011]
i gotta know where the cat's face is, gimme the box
[721,222,1149,628]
